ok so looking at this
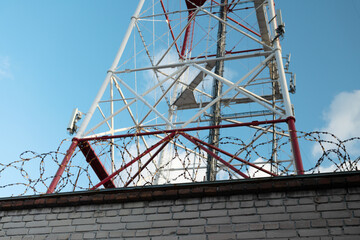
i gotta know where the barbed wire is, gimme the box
[0,130,359,196]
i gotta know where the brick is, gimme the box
[232,215,260,223]
[299,197,314,204]
[287,204,315,213]
[228,208,256,216]
[172,205,185,212]
[106,210,118,216]
[6,228,27,236]
[347,202,360,209]
[136,229,149,237]
[70,233,84,240]
[264,222,279,230]
[94,211,106,218]
[249,223,263,231]
[25,220,47,227]
[75,224,99,231]
[327,219,344,227]
[295,220,311,228]
[81,212,94,218]
[147,213,172,221]
[83,232,96,239]
[191,226,204,234]
[72,218,96,225]
[97,216,121,223]
[344,218,360,226]
[57,213,69,219]
[121,215,146,222]
[49,219,72,226]
[208,233,236,240]
[122,230,136,237]
[45,214,58,220]
[291,212,321,220]
[261,213,290,222]
[205,225,219,233]
[200,209,227,218]
[219,224,233,233]
[237,231,265,239]
[69,213,82,219]
[149,200,173,207]
[23,215,34,222]
[266,230,297,238]
[131,208,144,215]
[240,201,254,208]
[109,231,123,238]
[181,235,206,240]
[11,216,23,222]
[226,201,240,209]
[344,226,360,235]
[268,199,283,206]
[158,206,171,213]
[322,210,351,219]
[153,236,178,240]
[298,229,329,237]
[311,219,327,227]
[330,227,343,235]
[162,227,177,235]
[254,200,268,207]
[0,216,12,223]
[318,202,347,211]
[347,187,360,194]
[3,222,25,228]
[174,211,199,219]
[96,231,109,238]
[207,216,231,225]
[152,220,179,228]
[212,202,226,209]
[180,219,206,226]
[257,206,285,214]
[346,194,360,201]
[100,223,125,230]
[52,226,76,233]
[283,199,298,206]
[329,195,343,202]
[28,228,51,234]
[34,214,46,221]
[177,228,190,235]
[233,224,248,232]
[126,222,152,229]
[119,209,131,215]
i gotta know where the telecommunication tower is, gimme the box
[47,0,304,193]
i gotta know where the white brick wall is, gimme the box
[1,172,360,239]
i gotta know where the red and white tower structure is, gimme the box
[47,0,304,193]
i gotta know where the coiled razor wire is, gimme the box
[0,130,359,196]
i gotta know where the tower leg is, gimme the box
[287,117,304,175]
[46,139,78,194]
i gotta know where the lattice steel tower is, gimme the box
[47,0,304,193]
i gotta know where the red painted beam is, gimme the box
[80,119,287,142]
[78,141,116,189]
[47,139,79,194]
[287,117,304,175]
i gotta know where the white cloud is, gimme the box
[312,90,360,172]
[0,56,12,80]
[321,90,360,140]
[248,158,272,178]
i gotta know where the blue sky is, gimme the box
[0,1,359,196]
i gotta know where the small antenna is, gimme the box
[67,108,83,135]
